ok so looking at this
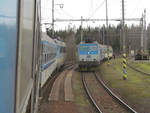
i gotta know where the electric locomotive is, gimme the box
[77,40,113,71]
[78,41,100,71]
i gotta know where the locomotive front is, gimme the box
[78,41,100,70]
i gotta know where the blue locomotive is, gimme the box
[78,41,100,70]
[78,41,113,71]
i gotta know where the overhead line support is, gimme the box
[54,18,141,22]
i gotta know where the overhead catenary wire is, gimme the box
[60,9,76,19]
[128,0,141,17]
[88,0,106,19]
[88,0,94,18]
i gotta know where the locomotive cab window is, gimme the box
[79,46,88,51]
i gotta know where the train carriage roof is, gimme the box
[41,32,66,47]
[54,39,66,47]
[41,32,56,45]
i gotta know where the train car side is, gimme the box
[101,45,113,60]
[0,0,41,113]
[99,44,105,60]
[0,0,66,112]
[15,0,41,113]
[109,46,113,59]
[40,33,66,88]
[40,33,57,87]
[0,0,19,113]
[55,40,66,69]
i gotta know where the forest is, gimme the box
[47,24,150,55]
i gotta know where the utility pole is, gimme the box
[122,0,127,80]
[144,9,147,51]
[106,0,108,28]
[120,22,122,52]
[99,26,101,43]
[141,9,147,52]
[141,13,144,52]
[103,25,105,45]
[106,0,110,65]
[81,16,83,42]
[52,0,54,37]
[122,0,125,54]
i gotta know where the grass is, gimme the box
[99,58,150,113]
[128,60,150,73]
[72,71,95,113]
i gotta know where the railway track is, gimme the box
[82,72,103,113]
[82,72,138,113]
[40,63,74,102]
[127,63,150,76]
[127,58,150,76]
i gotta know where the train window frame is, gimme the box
[79,45,88,51]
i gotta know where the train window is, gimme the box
[48,54,50,62]
[80,46,88,51]
[42,53,44,65]
[41,44,43,52]
[60,47,63,53]
[44,45,46,53]
[60,47,66,53]
[64,47,66,53]
[42,44,57,65]
[45,54,47,64]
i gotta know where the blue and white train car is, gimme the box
[41,33,57,87]
[102,45,113,60]
[40,33,66,88]
[55,39,66,69]
[103,45,108,59]
[99,44,105,60]
[108,45,113,58]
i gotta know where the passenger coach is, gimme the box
[40,32,66,88]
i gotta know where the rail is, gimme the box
[82,73,103,113]
[94,72,138,113]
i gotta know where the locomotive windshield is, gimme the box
[79,46,88,51]
[78,43,98,55]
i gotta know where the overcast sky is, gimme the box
[41,0,150,31]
